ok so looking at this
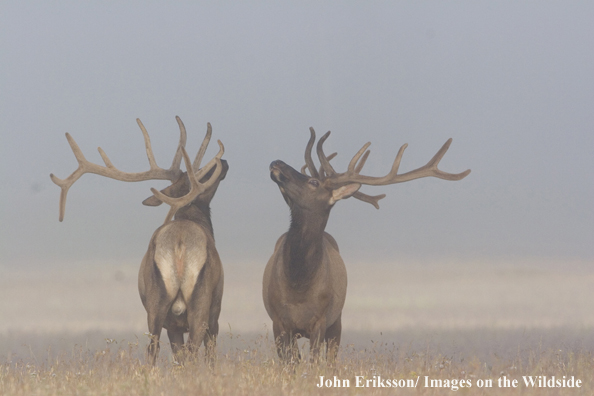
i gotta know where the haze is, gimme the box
[1,2,592,269]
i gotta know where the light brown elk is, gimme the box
[50,117,228,365]
[263,128,470,362]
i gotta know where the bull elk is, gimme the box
[50,117,228,365]
[263,128,470,362]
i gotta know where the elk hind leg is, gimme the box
[146,304,170,366]
[202,311,220,367]
[186,295,211,359]
[167,329,185,364]
[202,284,222,366]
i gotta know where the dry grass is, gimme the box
[1,329,593,395]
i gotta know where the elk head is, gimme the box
[270,159,360,216]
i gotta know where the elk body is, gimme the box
[263,128,470,362]
[51,117,227,365]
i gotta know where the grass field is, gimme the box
[1,258,593,395]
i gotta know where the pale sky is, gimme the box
[1,2,592,267]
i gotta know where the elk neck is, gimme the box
[174,201,215,237]
[284,205,331,289]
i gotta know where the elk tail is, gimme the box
[171,292,186,316]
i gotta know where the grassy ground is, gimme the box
[1,258,592,394]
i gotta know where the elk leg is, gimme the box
[324,314,342,363]
[187,313,209,352]
[146,304,170,366]
[201,310,219,368]
[202,332,216,369]
[202,309,220,366]
[186,287,211,355]
[309,316,327,362]
[272,321,286,359]
[289,333,301,362]
[203,280,222,364]
[188,311,213,369]
[273,321,300,362]
[205,316,219,345]
[167,329,185,363]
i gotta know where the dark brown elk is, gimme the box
[50,117,228,365]
[263,128,470,362]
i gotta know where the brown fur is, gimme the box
[263,160,357,362]
[262,129,470,363]
[50,117,229,365]
[139,160,228,365]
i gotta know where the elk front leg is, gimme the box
[324,314,342,364]
[309,316,327,362]
[273,321,300,362]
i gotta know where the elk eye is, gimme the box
[308,179,320,187]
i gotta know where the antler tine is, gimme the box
[151,140,225,224]
[301,152,337,178]
[136,118,159,169]
[51,120,187,221]
[98,147,115,168]
[350,148,384,208]
[169,116,188,172]
[192,140,225,185]
[316,131,337,180]
[347,142,371,173]
[326,152,338,161]
[49,133,86,221]
[421,138,470,180]
[353,191,386,209]
[354,149,370,173]
[193,122,212,172]
[319,152,337,179]
[305,128,320,179]
[356,142,406,185]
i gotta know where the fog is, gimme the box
[1,2,593,268]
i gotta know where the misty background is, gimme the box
[1,3,593,270]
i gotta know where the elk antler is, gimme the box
[192,122,212,172]
[303,127,320,179]
[301,128,386,208]
[150,141,225,224]
[302,127,471,209]
[322,135,470,188]
[301,152,337,178]
[51,116,186,221]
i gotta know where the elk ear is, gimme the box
[142,173,189,206]
[142,183,177,206]
[329,183,361,205]
[142,195,163,206]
